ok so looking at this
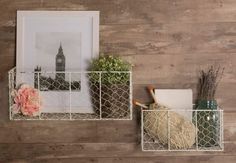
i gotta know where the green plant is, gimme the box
[89,55,131,84]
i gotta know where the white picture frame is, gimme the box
[16,11,99,113]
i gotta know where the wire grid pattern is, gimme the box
[141,109,224,151]
[8,68,132,120]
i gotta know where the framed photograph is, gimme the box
[16,11,99,113]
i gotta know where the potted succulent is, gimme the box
[89,55,131,118]
[195,65,224,147]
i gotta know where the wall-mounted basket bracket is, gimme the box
[141,108,224,151]
[8,68,132,120]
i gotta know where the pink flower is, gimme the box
[12,84,41,116]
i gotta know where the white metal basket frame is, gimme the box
[141,109,224,151]
[8,67,133,120]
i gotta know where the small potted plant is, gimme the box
[89,55,131,118]
[195,65,224,147]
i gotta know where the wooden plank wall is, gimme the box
[0,0,236,162]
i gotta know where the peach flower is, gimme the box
[12,84,41,116]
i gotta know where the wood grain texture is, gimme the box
[0,0,236,162]
[1,142,236,159]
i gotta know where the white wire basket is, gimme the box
[141,109,224,151]
[8,68,132,120]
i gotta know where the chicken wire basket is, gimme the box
[8,68,132,120]
[141,109,224,151]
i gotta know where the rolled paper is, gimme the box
[133,99,148,109]
[147,85,158,103]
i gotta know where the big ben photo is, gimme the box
[34,32,81,91]
[55,43,66,80]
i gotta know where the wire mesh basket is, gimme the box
[141,109,224,151]
[8,68,132,120]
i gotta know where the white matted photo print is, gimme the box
[16,11,99,113]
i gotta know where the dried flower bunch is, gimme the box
[197,65,224,100]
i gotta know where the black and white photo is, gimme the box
[34,32,81,91]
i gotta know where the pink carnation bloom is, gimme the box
[12,84,41,116]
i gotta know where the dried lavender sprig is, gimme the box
[197,65,224,100]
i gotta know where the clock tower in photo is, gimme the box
[55,43,65,80]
